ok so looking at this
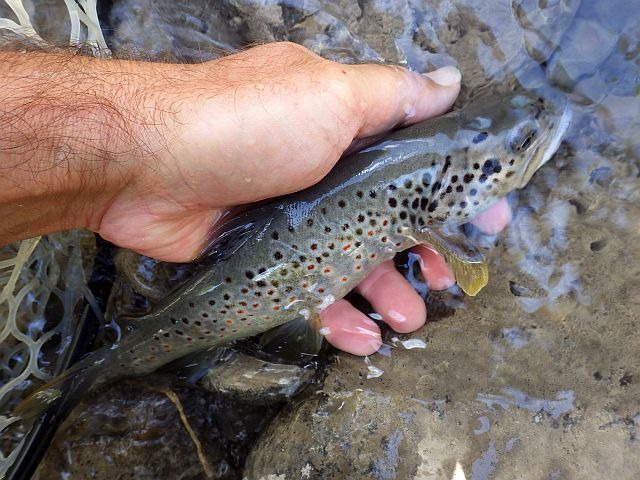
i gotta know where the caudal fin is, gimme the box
[12,356,99,421]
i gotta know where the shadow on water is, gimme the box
[0,1,639,479]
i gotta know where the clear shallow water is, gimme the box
[1,0,639,478]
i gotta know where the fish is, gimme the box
[15,92,571,418]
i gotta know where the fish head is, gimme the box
[454,92,572,204]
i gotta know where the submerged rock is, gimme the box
[200,352,315,405]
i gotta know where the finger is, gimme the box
[342,64,462,137]
[355,261,427,333]
[471,197,512,235]
[320,300,382,356]
[411,245,455,290]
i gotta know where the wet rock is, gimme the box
[200,352,315,405]
[35,378,279,480]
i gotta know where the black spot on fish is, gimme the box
[175,330,184,336]
[446,185,453,194]
[509,159,515,166]
[324,226,331,233]
[409,214,417,224]
[188,302,194,308]
[456,185,464,192]
[354,241,362,248]
[369,190,377,198]
[257,280,267,287]
[389,184,397,191]
[482,159,502,175]
[420,198,428,210]
[451,175,458,183]
[473,132,488,143]
[443,156,452,173]
[258,268,266,274]
[274,251,283,260]
[299,255,307,262]
[448,200,455,207]
[307,219,314,227]
[460,201,467,208]
[288,226,294,232]
[479,173,488,183]
[412,198,419,209]
[505,171,515,178]
[473,163,480,170]
[404,180,413,189]
[369,219,377,226]
[470,188,477,196]
[428,200,438,213]
[355,228,363,235]
[357,191,363,198]
[338,200,346,208]
[422,172,432,187]
[415,186,423,194]
[357,214,365,222]
[464,174,474,183]
[225,277,232,283]
[223,294,230,300]
[402,199,409,208]
[431,181,441,194]
[389,198,397,208]
[400,211,408,220]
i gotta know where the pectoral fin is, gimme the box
[409,228,489,296]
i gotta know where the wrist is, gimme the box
[0,51,177,241]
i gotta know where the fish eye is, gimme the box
[508,122,538,153]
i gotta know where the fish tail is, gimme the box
[12,355,100,421]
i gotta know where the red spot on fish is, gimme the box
[318,288,325,293]
[370,253,376,259]
[265,316,271,320]
[343,244,351,251]
[395,242,402,247]
[303,283,309,289]
[225,319,233,324]
[323,268,332,273]
[355,265,362,270]
[237,310,244,314]
[273,306,281,311]
[381,236,387,242]
[382,220,388,226]
[307,265,315,270]
[289,296,297,302]
[267,290,274,295]
[252,303,259,308]
[341,277,348,282]
[355,254,362,260]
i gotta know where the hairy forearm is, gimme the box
[0,50,176,244]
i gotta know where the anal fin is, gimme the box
[259,314,323,358]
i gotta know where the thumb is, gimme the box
[341,64,462,138]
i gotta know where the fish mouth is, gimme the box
[518,101,572,188]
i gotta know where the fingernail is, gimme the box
[425,65,462,86]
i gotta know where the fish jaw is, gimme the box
[517,100,572,189]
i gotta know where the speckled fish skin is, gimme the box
[95,91,570,380]
[22,93,571,404]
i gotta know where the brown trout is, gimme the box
[17,92,570,416]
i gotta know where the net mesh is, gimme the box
[0,232,100,474]
[0,2,108,474]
